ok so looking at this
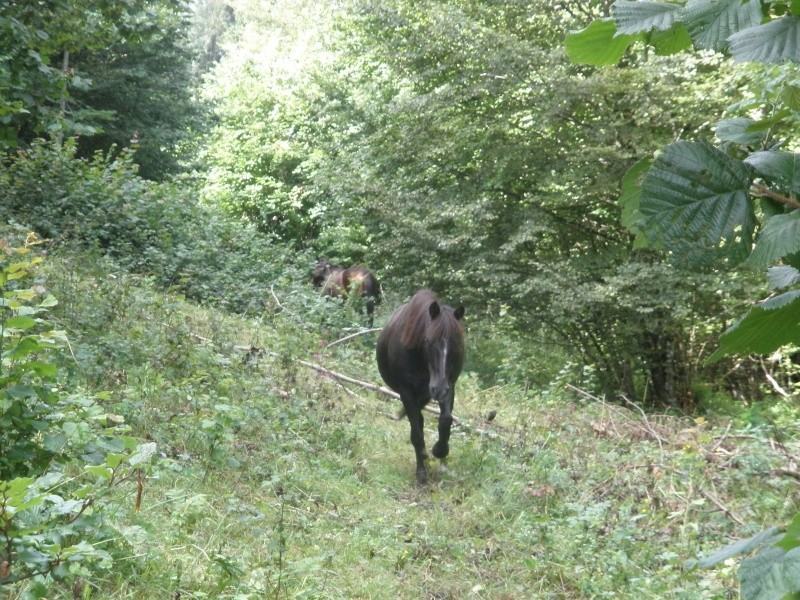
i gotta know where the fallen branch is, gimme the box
[296,358,399,400]
[326,328,383,348]
[295,358,455,420]
[770,468,800,482]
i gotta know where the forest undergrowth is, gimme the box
[5,244,799,599]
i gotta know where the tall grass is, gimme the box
[4,245,795,598]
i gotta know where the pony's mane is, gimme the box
[399,289,462,348]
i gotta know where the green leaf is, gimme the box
[778,514,800,551]
[565,19,641,66]
[698,526,782,568]
[0,477,36,503]
[620,157,652,237]
[768,265,800,290]
[26,361,58,378]
[612,1,681,34]
[748,211,800,270]
[6,336,43,359]
[679,0,762,52]
[639,141,755,269]
[716,117,766,145]
[650,23,694,55]
[3,315,37,330]
[782,85,800,111]
[38,295,58,308]
[745,151,800,192]
[128,441,157,466]
[729,16,800,63]
[755,547,800,599]
[86,465,113,480]
[105,453,126,469]
[708,290,800,361]
[746,109,792,133]
[43,433,68,453]
[740,545,790,599]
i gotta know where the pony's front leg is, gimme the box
[405,404,428,485]
[431,390,454,460]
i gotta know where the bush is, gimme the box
[0,234,155,594]
[0,137,315,314]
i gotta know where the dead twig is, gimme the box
[709,422,732,455]
[270,285,285,313]
[620,394,665,458]
[295,358,399,400]
[701,489,746,526]
[564,382,602,402]
[760,358,789,398]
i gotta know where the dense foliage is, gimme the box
[196,0,769,406]
[567,1,800,596]
[0,0,202,179]
[2,0,800,595]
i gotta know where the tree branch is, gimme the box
[751,184,800,211]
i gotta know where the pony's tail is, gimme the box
[363,273,381,326]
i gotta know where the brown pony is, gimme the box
[376,289,465,484]
[312,259,381,326]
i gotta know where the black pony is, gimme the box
[376,289,465,484]
[312,259,381,326]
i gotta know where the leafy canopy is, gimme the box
[568,0,800,363]
[568,2,800,597]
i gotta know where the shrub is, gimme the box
[0,234,155,594]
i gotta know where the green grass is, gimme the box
[8,250,800,599]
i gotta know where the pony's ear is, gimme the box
[428,301,441,319]
[454,306,465,320]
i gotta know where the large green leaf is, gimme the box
[679,0,762,52]
[748,211,800,270]
[620,158,653,248]
[740,546,791,600]
[729,16,800,63]
[620,157,651,227]
[639,141,755,269]
[708,290,800,361]
[716,117,766,145]
[753,547,800,600]
[565,19,641,66]
[650,23,694,55]
[611,1,681,34]
[745,151,800,192]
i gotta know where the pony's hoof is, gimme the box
[431,441,449,459]
[415,469,428,485]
